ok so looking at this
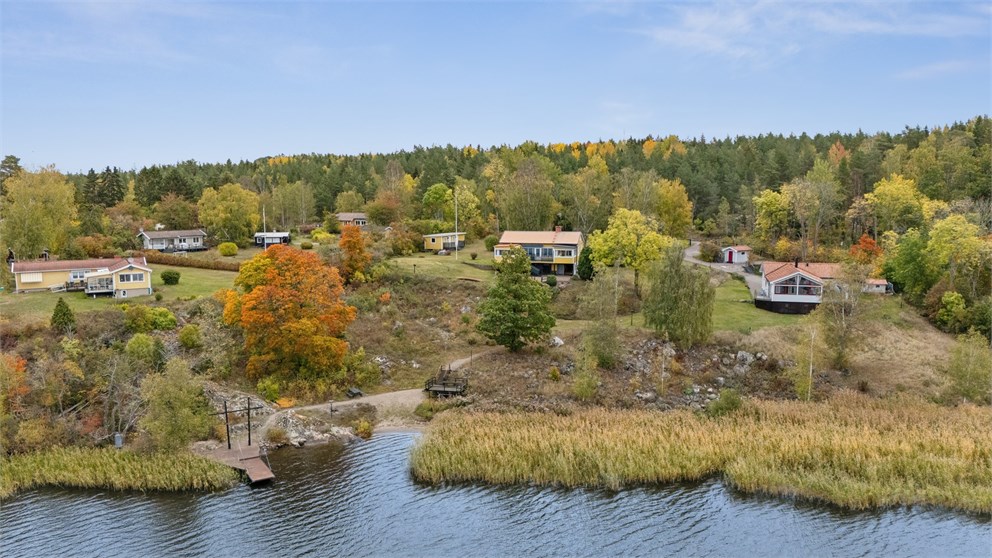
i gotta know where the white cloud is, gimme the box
[635,2,989,63]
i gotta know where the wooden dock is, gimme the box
[206,443,274,484]
[424,366,468,397]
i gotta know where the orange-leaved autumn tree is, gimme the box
[850,233,882,264]
[223,245,356,381]
[339,224,371,283]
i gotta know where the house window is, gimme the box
[119,273,144,283]
[431,238,436,244]
[179,238,188,244]
[70,270,86,281]
[556,249,574,258]
[20,272,43,283]
[541,248,554,258]
[192,237,201,245]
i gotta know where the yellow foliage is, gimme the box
[549,143,566,154]
[462,145,479,157]
[267,156,292,167]
[642,138,657,157]
[275,397,296,409]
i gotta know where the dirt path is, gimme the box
[257,347,503,436]
[683,243,762,297]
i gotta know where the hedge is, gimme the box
[137,251,241,272]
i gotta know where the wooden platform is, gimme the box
[205,444,274,484]
[424,375,468,397]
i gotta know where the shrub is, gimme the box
[545,275,557,288]
[155,293,163,301]
[548,366,561,382]
[484,235,499,252]
[470,252,478,260]
[256,376,281,402]
[354,418,374,439]
[706,388,743,417]
[300,241,313,250]
[178,324,202,350]
[218,242,238,257]
[160,270,181,285]
[312,231,333,244]
[698,241,722,263]
[265,427,289,445]
[150,307,177,330]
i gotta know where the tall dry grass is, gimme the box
[410,391,992,513]
[0,447,239,499]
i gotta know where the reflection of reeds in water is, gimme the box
[0,447,238,499]
[410,391,992,513]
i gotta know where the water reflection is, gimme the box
[2,432,989,558]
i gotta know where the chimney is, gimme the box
[555,225,562,233]
[793,257,799,268]
[805,262,809,267]
[42,249,50,261]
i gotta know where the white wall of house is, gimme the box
[721,248,749,264]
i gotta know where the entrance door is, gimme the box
[727,251,733,263]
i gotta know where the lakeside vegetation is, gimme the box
[411,391,992,513]
[0,447,238,499]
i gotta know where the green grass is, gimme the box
[0,447,238,499]
[391,252,495,282]
[711,278,800,333]
[0,265,237,324]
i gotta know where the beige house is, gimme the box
[336,212,368,227]
[11,257,153,298]
[493,228,584,275]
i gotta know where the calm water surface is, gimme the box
[2,432,990,557]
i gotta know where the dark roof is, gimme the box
[139,229,206,239]
[12,256,148,273]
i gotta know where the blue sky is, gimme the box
[2,1,990,172]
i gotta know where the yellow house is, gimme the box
[493,229,584,275]
[423,232,466,252]
[11,257,153,298]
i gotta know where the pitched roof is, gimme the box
[423,232,464,238]
[337,212,367,221]
[254,231,291,238]
[498,230,583,246]
[139,229,206,239]
[723,245,751,252]
[762,261,841,283]
[866,278,888,285]
[12,257,148,274]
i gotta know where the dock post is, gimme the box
[246,397,252,446]
[224,400,231,450]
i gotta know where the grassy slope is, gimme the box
[0,265,236,324]
[711,278,800,333]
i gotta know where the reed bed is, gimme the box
[410,391,992,513]
[0,447,239,499]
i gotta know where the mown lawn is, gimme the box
[391,252,495,282]
[711,278,800,333]
[0,265,237,324]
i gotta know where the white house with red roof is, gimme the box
[755,260,842,314]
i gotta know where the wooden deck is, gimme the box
[425,367,468,397]
[205,443,274,484]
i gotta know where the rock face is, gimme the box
[269,410,357,448]
[549,336,565,347]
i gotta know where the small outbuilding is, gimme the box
[721,245,751,264]
[863,278,889,294]
[423,232,466,252]
[254,231,291,248]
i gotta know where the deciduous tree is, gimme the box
[642,246,714,348]
[587,208,676,293]
[224,245,356,381]
[139,358,213,451]
[339,224,371,283]
[197,183,260,247]
[0,166,77,258]
[656,178,693,238]
[153,193,198,230]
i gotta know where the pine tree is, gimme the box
[476,246,555,351]
[577,246,594,280]
[51,297,76,333]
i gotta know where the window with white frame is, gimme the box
[556,249,574,258]
[119,273,144,283]
[70,270,86,281]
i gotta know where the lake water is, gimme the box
[2,432,989,557]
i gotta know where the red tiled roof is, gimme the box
[139,229,206,239]
[12,257,148,274]
[763,261,841,283]
[727,245,751,252]
[867,278,888,285]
